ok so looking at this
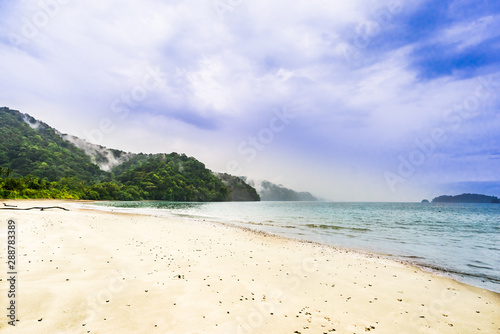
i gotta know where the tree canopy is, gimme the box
[0,107,257,202]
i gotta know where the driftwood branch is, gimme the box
[0,206,69,211]
[3,203,17,207]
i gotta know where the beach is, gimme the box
[0,200,499,333]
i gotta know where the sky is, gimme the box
[0,0,499,201]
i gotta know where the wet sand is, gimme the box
[0,200,499,333]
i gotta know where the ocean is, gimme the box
[90,201,500,293]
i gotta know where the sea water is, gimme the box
[93,201,500,293]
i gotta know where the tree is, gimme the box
[0,108,258,202]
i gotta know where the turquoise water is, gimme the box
[94,201,500,293]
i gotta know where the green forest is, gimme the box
[0,107,257,201]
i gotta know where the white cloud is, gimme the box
[437,14,500,50]
[0,0,498,201]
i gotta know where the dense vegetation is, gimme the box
[432,193,499,204]
[0,107,105,181]
[0,107,250,201]
[113,154,230,201]
[216,173,260,201]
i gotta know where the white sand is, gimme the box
[0,200,499,333]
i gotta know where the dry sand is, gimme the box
[0,200,499,334]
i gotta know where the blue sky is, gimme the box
[0,0,499,201]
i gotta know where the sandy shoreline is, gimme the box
[0,200,499,333]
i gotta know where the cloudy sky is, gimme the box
[1,0,499,201]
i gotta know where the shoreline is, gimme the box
[205,220,500,296]
[81,200,500,294]
[0,200,499,333]
[4,199,500,287]
[8,199,499,293]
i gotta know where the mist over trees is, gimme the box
[0,107,255,201]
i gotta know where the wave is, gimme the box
[304,224,371,233]
[467,263,494,271]
[400,255,425,260]
[416,263,500,288]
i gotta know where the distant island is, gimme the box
[432,193,500,204]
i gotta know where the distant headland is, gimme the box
[431,193,500,204]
